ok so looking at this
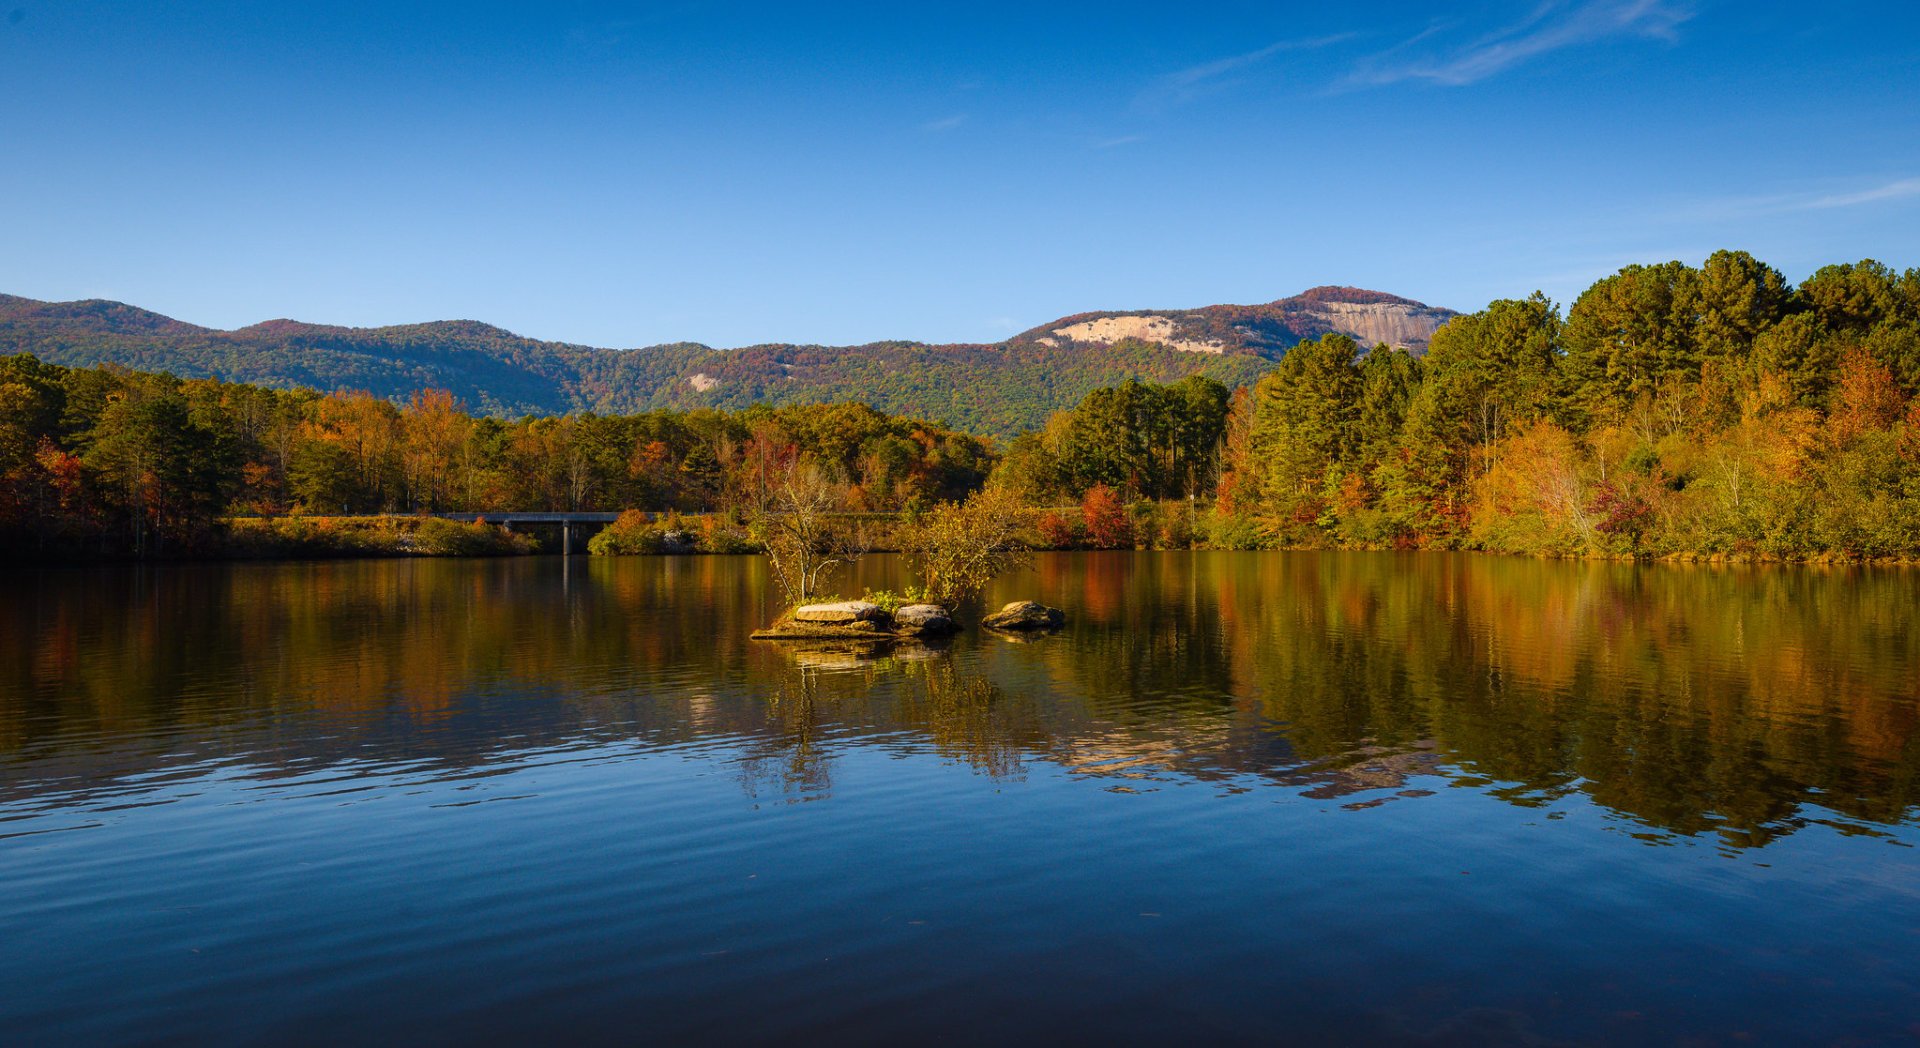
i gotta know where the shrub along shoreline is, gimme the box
[221,515,537,559]
[175,506,1920,565]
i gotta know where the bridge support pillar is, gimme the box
[562,522,572,556]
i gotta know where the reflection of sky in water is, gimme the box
[3,554,1919,1044]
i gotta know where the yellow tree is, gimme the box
[401,389,470,510]
[1471,420,1596,554]
[314,390,400,509]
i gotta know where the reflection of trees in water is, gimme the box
[736,643,1045,798]
[895,653,1042,780]
[4,554,1919,850]
[1003,552,1920,847]
[1026,551,1241,725]
[1210,554,1920,847]
[735,652,839,801]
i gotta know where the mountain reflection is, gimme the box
[2,553,1916,849]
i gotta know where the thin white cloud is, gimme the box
[1346,0,1691,88]
[922,114,968,132]
[1804,177,1920,210]
[1671,176,1920,222]
[1135,33,1357,113]
[1092,134,1145,149]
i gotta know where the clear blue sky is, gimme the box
[4,1,1917,348]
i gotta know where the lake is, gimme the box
[3,552,1918,1045]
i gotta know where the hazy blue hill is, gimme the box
[0,287,1451,434]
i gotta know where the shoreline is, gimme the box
[9,533,1918,569]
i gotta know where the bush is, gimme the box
[1158,502,1196,549]
[1035,510,1081,549]
[224,515,534,558]
[860,587,933,613]
[589,510,671,555]
[225,515,380,557]
[414,517,534,556]
[698,515,758,554]
[1081,485,1132,549]
[895,487,1032,608]
[1199,509,1267,550]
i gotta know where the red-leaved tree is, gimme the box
[1081,485,1131,549]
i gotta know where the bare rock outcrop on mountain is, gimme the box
[1015,285,1455,358]
[1036,315,1227,354]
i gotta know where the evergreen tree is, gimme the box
[1248,334,1363,523]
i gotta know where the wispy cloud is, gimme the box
[1346,0,1691,88]
[1664,176,1920,224]
[1092,134,1145,149]
[1135,33,1357,113]
[921,114,968,132]
[1802,177,1920,210]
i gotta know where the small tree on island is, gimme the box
[751,459,867,608]
[896,486,1032,609]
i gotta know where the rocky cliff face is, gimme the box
[1015,286,1456,358]
[1292,297,1456,351]
[1035,315,1227,354]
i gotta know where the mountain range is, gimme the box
[0,286,1455,435]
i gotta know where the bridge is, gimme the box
[429,512,622,555]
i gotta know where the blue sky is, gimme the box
[3,1,1917,348]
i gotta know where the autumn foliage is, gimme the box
[1080,485,1132,549]
[5,250,1920,561]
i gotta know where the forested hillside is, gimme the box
[1000,253,1920,560]
[0,352,998,557]
[7,251,1917,562]
[0,296,617,416]
[0,288,1419,435]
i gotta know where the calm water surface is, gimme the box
[3,552,1919,1046]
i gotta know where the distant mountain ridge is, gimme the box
[0,286,1455,435]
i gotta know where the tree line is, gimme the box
[5,250,1917,561]
[0,357,992,557]
[996,253,1920,560]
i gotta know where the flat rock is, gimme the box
[981,600,1065,631]
[791,600,886,624]
[894,603,957,635]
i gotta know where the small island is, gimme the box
[750,600,957,640]
[743,475,1066,641]
[751,598,1065,641]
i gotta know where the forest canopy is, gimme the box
[4,251,1918,561]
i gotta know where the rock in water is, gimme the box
[791,601,886,624]
[893,603,957,635]
[981,600,1065,631]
